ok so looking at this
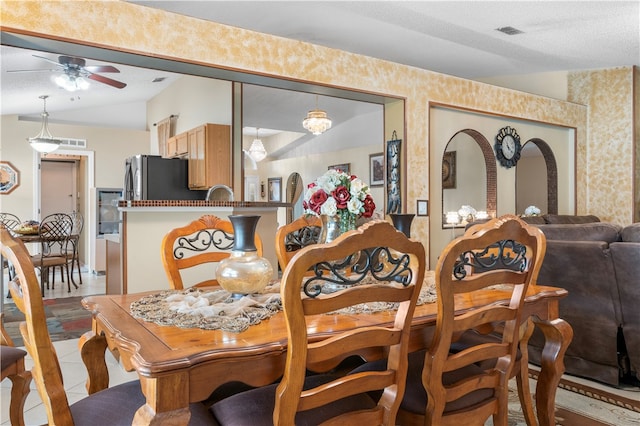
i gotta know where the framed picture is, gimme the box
[0,161,20,195]
[369,152,384,187]
[417,199,429,217]
[442,151,456,189]
[267,177,282,202]
[328,163,350,175]
[386,133,402,214]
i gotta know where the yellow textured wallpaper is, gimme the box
[568,67,636,223]
[2,0,608,255]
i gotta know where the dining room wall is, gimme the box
[10,1,640,267]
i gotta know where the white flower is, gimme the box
[347,197,363,215]
[524,205,541,216]
[457,205,477,218]
[320,197,338,216]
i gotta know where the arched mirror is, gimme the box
[286,172,304,223]
[442,131,488,228]
[516,138,558,215]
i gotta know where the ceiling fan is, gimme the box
[8,54,127,90]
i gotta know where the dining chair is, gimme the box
[1,312,31,426]
[210,220,427,425]
[0,212,21,232]
[161,214,264,290]
[1,213,21,283]
[274,214,322,272]
[68,211,84,285]
[1,227,218,425]
[29,212,74,295]
[353,214,546,426]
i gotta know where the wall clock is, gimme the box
[494,126,522,169]
[0,161,20,195]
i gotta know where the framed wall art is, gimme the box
[328,163,350,174]
[386,131,402,214]
[267,177,282,202]
[369,152,384,187]
[442,151,456,189]
[417,200,429,217]
[0,161,20,195]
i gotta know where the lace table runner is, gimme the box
[130,271,436,333]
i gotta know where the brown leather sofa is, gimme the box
[468,215,639,387]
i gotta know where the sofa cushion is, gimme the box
[520,216,546,225]
[621,223,640,242]
[543,214,600,224]
[536,223,621,243]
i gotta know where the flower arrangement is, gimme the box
[303,168,376,232]
[457,205,477,222]
[524,205,541,217]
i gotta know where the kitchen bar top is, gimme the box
[118,200,290,208]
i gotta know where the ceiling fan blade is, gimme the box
[32,54,64,67]
[7,68,59,73]
[84,65,120,73]
[87,72,127,89]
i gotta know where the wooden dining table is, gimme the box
[79,280,572,426]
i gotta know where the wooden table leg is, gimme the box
[78,330,109,394]
[531,317,573,426]
[132,373,192,425]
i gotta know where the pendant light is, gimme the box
[28,95,62,154]
[248,128,267,162]
[302,95,332,135]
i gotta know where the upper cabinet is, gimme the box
[187,123,232,190]
[166,132,188,158]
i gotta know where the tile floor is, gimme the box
[1,269,138,425]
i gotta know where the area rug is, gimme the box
[488,370,640,426]
[3,296,92,347]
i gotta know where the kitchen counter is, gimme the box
[117,202,288,294]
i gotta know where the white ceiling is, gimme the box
[1,1,638,131]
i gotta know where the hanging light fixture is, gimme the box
[28,95,62,154]
[302,95,332,135]
[248,128,267,162]
[55,73,90,92]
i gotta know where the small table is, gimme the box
[80,282,571,426]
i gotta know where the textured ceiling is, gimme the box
[1,1,637,131]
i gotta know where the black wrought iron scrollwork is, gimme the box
[303,246,413,297]
[452,239,527,280]
[173,229,234,259]
[285,226,321,252]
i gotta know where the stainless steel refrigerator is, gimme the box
[124,155,206,200]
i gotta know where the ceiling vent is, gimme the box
[152,77,167,83]
[59,137,87,148]
[496,26,524,35]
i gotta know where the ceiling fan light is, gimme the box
[27,95,62,154]
[302,109,332,135]
[248,138,267,162]
[55,73,89,92]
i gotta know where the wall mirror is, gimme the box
[286,172,304,223]
[2,31,400,207]
[441,131,487,228]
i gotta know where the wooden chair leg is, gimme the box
[8,369,32,426]
[516,319,537,426]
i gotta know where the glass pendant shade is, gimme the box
[302,109,332,135]
[248,138,267,162]
[302,95,332,135]
[55,73,89,92]
[28,95,62,154]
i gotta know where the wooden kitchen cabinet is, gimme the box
[187,123,231,190]
[166,132,188,158]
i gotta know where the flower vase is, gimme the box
[216,215,273,298]
[319,213,357,244]
[390,213,415,238]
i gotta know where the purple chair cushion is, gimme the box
[1,345,27,369]
[70,380,215,425]
[210,374,376,426]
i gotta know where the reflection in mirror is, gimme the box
[516,142,547,214]
[442,132,487,228]
[286,172,304,223]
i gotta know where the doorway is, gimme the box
[41,159,78,217]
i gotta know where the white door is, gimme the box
[41,160,77,218]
